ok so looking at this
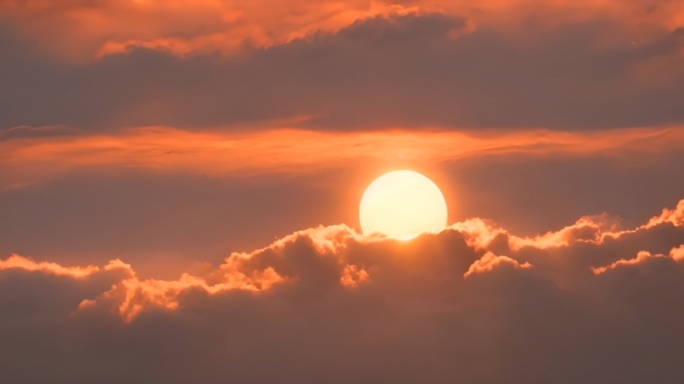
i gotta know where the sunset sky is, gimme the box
[2,1,684,382]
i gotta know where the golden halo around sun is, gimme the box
[359,170,448,240]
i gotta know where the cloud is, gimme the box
[1,0,423,60]
[463,252,532,278]
[2,125,684,189]
[2,199,684,382]
[452,197,684,255]
[591,241,684,275]
[1,9,684,130]
[590,250,666,275]
[671,244,684,260]
[2,0,683,60]
[4,200,684,321]
[0,254,101,278]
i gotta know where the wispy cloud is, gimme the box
[3,126,683,188]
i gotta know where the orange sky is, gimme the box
[3,125,683,189]
[3,1,684,380]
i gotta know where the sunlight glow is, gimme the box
[359,170,448,241]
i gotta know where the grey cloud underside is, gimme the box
[1,13,684,130]
[2,213,684,383]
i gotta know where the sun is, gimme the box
[359,170,448,240]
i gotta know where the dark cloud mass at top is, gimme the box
[1,11,684,130]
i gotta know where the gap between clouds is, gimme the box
[2,126,683,189]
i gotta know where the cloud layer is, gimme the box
[3,0,683,59]
[3,125,683,189]
[2,198,684,382]
[2,6,684,130]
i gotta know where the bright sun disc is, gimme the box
[360,170,448,240]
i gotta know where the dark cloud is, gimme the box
[2,199,684,383]
[1,12,684,130]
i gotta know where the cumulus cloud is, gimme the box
[671,244,684,261]
[590,250,667,275]
[463,252,532,278]
[2,198,684,382]
[590,237,684,275]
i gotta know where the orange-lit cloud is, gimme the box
[591,243,684,275]
[590,251,665,275]
[3,7,683,131]
[3,197,684,322]
[94,224,370,321]
[3,126,684,189]
[81,246,295,322]
[463,251,532,278]
[0,0,421,59]
[646,199,684,228]
[2,0,683,60]
[0,251,288,322]
[0,254,102,278]
[3,195,684,382]
[671,244,684,261]
[339,264,370,288]
[79,264,284,323]
[454,198,684,253]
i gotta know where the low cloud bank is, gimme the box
[2,199,684,382]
